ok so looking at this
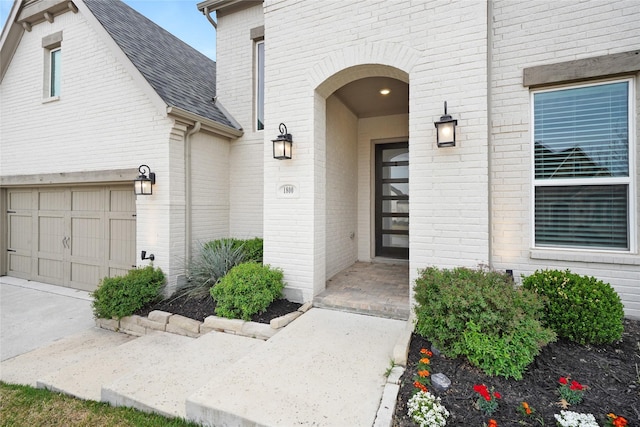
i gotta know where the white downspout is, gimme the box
[203,7,217,30]
[185,121,201,266]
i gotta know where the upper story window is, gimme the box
[42,31,63,100]
[532,79,634,251]
[256,40,264,131]
[49,47,61,97]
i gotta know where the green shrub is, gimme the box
[414,267,555,379]
[92,266,165,319]
[211,262,284,321]
[521,269,624,345]
[180,239,246,300]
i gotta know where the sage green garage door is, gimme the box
[6,186,136,291]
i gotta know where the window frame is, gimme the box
[255,39,264,131]
[530,77,637,253]
[49,46,61,97]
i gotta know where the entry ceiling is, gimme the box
[333,77,409,118]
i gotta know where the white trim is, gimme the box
[530,77,636,253]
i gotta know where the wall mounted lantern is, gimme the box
[133,164,156,195]
[434,101,457,147]
[272,123,293,160]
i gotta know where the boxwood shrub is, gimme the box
[92,266,165,319]
[210,262,284,321]
[414,266,555,379]
[522,269,624,345]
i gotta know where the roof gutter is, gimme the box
[166,106,243,139]
[203,6,217,30]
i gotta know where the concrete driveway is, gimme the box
[0,276,95,361]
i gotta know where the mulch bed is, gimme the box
[135,293,302,324]
[393,318,640,426]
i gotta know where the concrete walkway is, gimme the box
[0,276,95,361]
[0,276,409,426]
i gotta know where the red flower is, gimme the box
[488,419,498,427]
[493,392,501,399]
[413,380,428,393]
[420,348,433,357]
[473,384,488,394]
[558,377,568,385]
[569,380,583,391]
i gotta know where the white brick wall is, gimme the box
[325,95,358,280]
[215,0,639,316]
[490,0,640,318]
[258,0,489,300]
[215,4,264,239]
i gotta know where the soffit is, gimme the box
[333,77,409,118]
[17,0,72,27]
[197,0,262,16]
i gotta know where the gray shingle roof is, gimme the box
[83,0,237,129]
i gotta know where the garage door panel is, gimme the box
[8,191,32,210]
[110,189,136,212]
[69,263,101,291]
[8,254,31,276]
[38,215,65,256]
[109,218,136,264]
[38,190,67,210]
[9,215,31,251]
[38,257,64,281]
[71,217,102,259]
[72,189,103,211]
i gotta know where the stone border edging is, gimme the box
[96,301,313,341]
[373,322,413,427]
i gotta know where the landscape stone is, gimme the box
[241,322,277,340]
[270,311,302,329]
[386,366,405,385]
[168,314,201,334]
[431,372,451,393]
[148,310,172,324]
[202,316,245,333]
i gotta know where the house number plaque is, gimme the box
[277,183,299,199]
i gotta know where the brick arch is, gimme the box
[311,42,418,97]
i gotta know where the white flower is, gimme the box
[407,390,450,427]
[554,410,599,427]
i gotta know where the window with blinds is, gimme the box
[532,80,632,250]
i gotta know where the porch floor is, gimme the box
[313,261,410,320]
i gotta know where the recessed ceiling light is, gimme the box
[379,88,391,95]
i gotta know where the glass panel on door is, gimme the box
[375,143,409,259]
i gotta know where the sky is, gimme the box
[0,0,216,60]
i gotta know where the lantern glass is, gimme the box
[134,175,152,195]
[436,121,456,147]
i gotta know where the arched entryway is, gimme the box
[314,65,410,319]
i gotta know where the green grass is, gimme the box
[0,382,201,427]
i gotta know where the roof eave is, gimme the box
[167,106,243,139]
[196,0,262,15]
[0,0,24,82]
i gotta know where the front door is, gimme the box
[375,143,409,259]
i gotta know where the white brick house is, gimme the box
[198,0,640,318]
[0,0,242,291]
[2,0,639,319]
